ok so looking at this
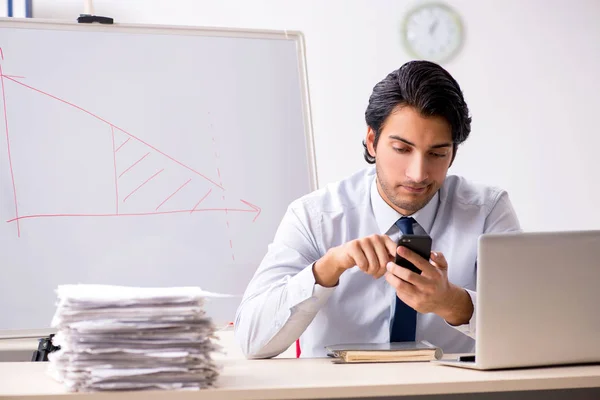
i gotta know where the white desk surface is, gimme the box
[1,332,599,400]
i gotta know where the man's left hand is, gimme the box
[385,247,473,326]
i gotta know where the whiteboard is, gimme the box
[0,18,316,333]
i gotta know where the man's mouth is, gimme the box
[400,185,428,194]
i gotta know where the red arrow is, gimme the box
[6,200,262,223]
[239,199,262,222]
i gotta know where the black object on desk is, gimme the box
[31,334,60,362]
[77,14,114,24]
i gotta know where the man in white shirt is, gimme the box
[235,60,520,358]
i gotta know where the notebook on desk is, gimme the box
[326,341,443,364]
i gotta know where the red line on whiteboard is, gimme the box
[240,199,262,222]
[119,152,150,179]
[191,189,212,214]
[123,169,164,203]
[4,76,115,126]
[0,64,20,237]
[2,76,224,190]
[111,126,119,214]
[156,178,192,211]
[0,48,3,60]
[213,134,234,260]
[115,137,130,153]
[6,207,258,223]
[111,125,223,190]
[0,75,25,80]
[192,207,253,213]
[221,195,228,214]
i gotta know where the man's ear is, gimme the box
[366,127,377,159]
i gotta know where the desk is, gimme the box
[2,357,600,399]
[0,338,38,362]
[1,333,599,400]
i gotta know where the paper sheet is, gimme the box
[48,284,223,391]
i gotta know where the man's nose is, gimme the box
[406,155,428,183]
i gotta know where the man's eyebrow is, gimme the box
[389,135,452,149]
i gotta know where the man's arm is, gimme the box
[234,202,334,359]
[448,190,522,337]
[385,190,521,338]
[235,200,399,358]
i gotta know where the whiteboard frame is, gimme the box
[0,18,318,339]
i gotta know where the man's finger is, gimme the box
[430,251,448,270]
[385,272,417,299]
[348,244,369,273]
[373,239,393,278]
[397,246,435,274]
[385,270,402,289]
[384,235,399,257]
[386,262,425,287]
[361,244,380,276]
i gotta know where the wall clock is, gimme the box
[402,3,464,63]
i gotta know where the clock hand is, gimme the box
[429,19,439,35]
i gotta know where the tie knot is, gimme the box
[395,217,415,235]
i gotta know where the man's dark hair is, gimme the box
[363,60,471,164]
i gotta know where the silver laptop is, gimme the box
[436,230,600,370]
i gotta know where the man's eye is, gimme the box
[431,152,447,158]
[394,147,409,154]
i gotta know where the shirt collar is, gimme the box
[370,176,439,235]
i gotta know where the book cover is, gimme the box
[325,341,443,364]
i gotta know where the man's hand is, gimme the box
[385,247,474,326]
[313,235,398,287]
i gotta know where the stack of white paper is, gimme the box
[48,285,222,391]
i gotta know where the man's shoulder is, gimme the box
[291,167,375,214]
[441,175,507,212]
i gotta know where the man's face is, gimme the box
[365,106,453,215]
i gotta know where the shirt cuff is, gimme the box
[446,289,476,339]
[287,262,336,313]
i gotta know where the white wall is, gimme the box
[32,0,600,231]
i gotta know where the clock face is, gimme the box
[402,3,463,63]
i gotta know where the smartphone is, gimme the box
[394,234,432,275]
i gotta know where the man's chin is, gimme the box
[393,192,433,213]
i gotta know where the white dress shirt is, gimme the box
[235,167,521,358]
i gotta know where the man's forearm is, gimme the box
[235,264,334,358]
[312,250,345,287]
[439,284,474,326]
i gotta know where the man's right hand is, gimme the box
[313,234,398,287]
